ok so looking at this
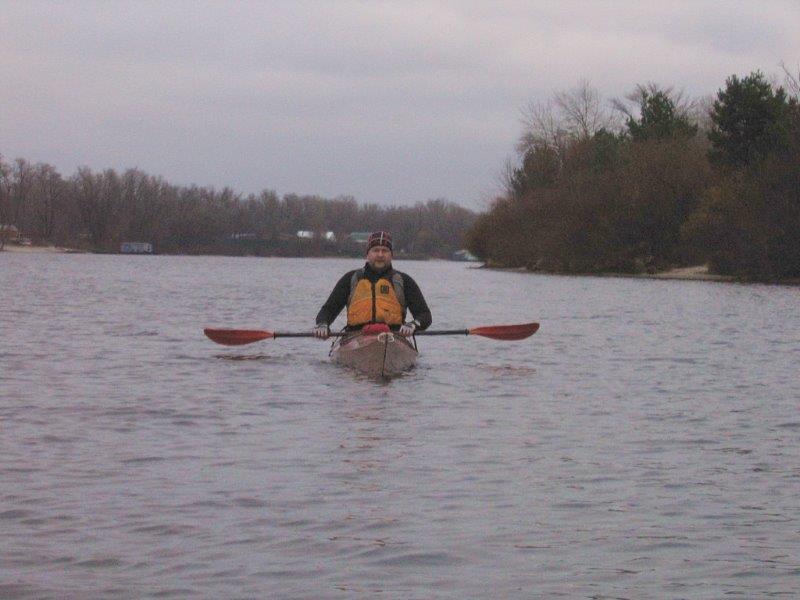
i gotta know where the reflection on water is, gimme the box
[214,353,276,361]
[473,363,539,376]
[1,253,799,598]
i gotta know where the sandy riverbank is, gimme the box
[1,244,84,254]
[479,263,739,283]
[635,265,735,282]
[483,263,800,285]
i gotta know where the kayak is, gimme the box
[330,324,418,377]
[203,323,539,377]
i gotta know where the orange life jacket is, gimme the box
[346,270,405,326]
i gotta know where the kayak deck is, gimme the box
[330,330,418,377]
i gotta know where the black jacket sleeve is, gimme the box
[315,271,354,326]
[401,273,432,330]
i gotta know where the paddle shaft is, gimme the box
[414,329,469,336]
[204,322,537,345]
[273,332,343,338]
[272,330,468,338]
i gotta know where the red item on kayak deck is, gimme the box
[361,323,391,335]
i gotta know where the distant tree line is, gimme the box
[0,158,476,258]
[466,69,800,280]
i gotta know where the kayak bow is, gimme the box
[330,327,417,378]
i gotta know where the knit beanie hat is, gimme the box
[367,231,393,251]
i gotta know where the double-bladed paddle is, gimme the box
[203,322,539,346]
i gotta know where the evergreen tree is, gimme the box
[627,90,698,141]
[708,71,790,167]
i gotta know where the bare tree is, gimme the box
[613,82,701,128]
[689,94,715,134]
[518,80,618,162]
[497,157,519,199]
[30,163,64,242]
[554,79,618,139]
[781,62,800,99]
[120,169,169,243]
[73,167,122,249]
[0,156,11,250]
[11,158,36,237]
[518,97,570,157]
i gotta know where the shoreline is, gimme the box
[627,265,734,282]
[480,263,800,286]
[4,246,796,285]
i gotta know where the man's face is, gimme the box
[366,245,392,270]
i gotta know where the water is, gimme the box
[1,253,798,599]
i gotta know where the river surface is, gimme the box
[1,253,798,599]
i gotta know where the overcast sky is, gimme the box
[1,1,798,209]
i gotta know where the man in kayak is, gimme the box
[313,231,432,339]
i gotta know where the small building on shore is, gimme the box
[120,242,154,254]
[452,249,480,262]
[348,232,370,245]
[297,230,336,241]
[1,224,20,241]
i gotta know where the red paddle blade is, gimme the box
[204,328,274,345]
[468,322,539,340]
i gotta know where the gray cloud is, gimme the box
[1,0,798,208]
